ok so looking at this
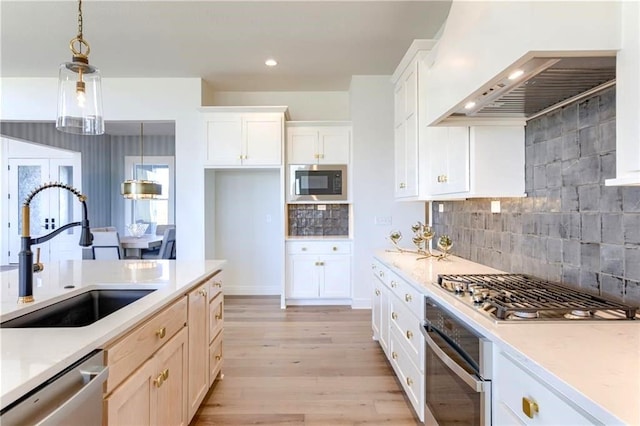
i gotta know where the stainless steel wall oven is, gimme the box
[421,297,492,425]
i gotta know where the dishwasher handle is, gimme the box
[40,364,109,425]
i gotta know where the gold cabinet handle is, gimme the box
[213,281,222,288]
[437,174,449,183]
[391,312,398,320]
[522,397,539,419]
[391,351,398,360]
[319,154,324,159]
[315,261,325,266]
[215,312,223,320]
[379,271,384,278]
[332,246,338,251]
[405,293,412,302]
[215,353,222,361]
[406,377,413,386]
[406,330,413,340]
[156,327,166,339]
[375,289,381,296]
[301,247,307,251]
[199,288,207,297]
[371,264,376,270]
[399,182,406,189]
[154,373,164,387]
[391,281,398,288]
[162,368,169,381]
[314,153,319,159]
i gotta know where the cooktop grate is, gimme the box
[438,274,637,320]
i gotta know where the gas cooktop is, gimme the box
[437,274,638,321]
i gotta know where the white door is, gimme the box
[287,129,318,164]
[243,115,282,166]
[318,129,350,164]
[8,158,82,263]
[320,256,351,298]
[287,255,319,298]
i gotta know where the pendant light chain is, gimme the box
[139,123,145,180]
[77,0,83,40]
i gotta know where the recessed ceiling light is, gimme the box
[464,101,476,110]
[265,58,278,67]
[508,69,525,80]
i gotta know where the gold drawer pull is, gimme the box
[162,368,169,381]
[392,351,398,360]
[332,246,338,251]
[406,330,413,339]
[391,281,398,288]
[301,247,307,251]
[406,377,413,386]
[156,327,166,339]
[213,281,222,288]
[215,313,223,320]
[522,397,539,419]
[371,264,376,270]
[154,373,164,387]
[391,312,398,320]
[215,353,222,361]
[199,288,207,297]
[379,271,384,278]
[375,289,381,296]
[405,294,412,302]
[399,182,406,189]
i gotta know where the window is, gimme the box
[124,156,175,231]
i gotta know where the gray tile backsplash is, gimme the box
[288,204,349,236]
[432,87,640,306]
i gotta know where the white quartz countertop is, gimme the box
[0,259,225,410]
[375,250,640,426]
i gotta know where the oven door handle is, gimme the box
[421,324,486,393]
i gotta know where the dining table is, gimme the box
[120,235,163,258]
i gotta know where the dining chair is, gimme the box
[142,227,176,259]
[91,230,123,260]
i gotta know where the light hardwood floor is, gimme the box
[191,296,421,426]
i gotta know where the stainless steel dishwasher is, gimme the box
[0,350,108,426]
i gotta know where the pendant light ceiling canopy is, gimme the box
[56,0,104,135]
[121,123,163,199]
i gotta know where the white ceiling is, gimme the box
[1,0,452,134]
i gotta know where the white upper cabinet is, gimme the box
[425,125,525,200]
[286,122,351,165]
[391,40,436,199]
[201,107,288,167]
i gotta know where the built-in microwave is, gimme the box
[288,164,347,202]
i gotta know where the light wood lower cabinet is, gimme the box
[187,283,209,421]
[103,269,225,426]
[105,327,188,426]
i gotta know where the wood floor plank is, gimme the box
[191,296,420,425]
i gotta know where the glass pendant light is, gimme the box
[56,0,105,135]
[121,123,163,199]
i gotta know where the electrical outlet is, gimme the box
[491,200,501,213]
[438,204,444,213]
[317,204,327,211]
[375,216,392,226]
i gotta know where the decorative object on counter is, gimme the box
[18,183,93,303]
[56,0,104,135]
[121,123,162,199]
[127,223,149,238]
[386,222,451,261]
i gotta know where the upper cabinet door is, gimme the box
[318,127,350,164]
[206,115,243,166]
[243,114,283,166]
[286,124,351,165]
[287,129,318,164]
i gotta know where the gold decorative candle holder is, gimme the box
[387,222,452,261]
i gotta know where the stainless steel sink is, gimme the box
[0,289,156,328]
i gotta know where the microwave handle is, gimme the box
[421,324,486,392]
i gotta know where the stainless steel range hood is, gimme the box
[451,56,616,121]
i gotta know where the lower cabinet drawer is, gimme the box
[209,333,223,384]
[207,270,224,302]
[494,351,598,425]
[390,327,425,422]
[105,296,187,394]
[209,293,224,344]
[389,296,424,370]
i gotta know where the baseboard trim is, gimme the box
[285,298,352,306]
[351,297,371,309]
[224,285,280,296]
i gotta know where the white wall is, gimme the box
[349,75,425,308]
[210,169,283,295]
[0,77,205,260]
[205,90,350,121]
